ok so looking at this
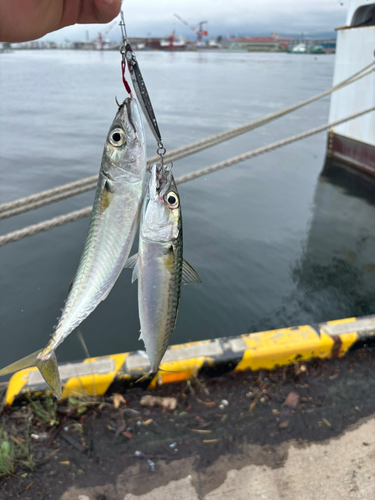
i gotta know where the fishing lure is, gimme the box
[119,12,166,162]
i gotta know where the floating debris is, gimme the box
[140,395,177,411]
[147,458,156,472]
[31,433,48,440]
[113,394,126,408]
[61,432,85,452]
[190,429,212,434]
[322,418,332,428]
[279,391,300,429]
[123,408,140,417]
[282,391,300,408]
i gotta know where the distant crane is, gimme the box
[174,14,208,46]
[98,18,118,50]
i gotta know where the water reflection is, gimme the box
[252,159,375,331]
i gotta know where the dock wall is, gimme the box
[5,315,375,405]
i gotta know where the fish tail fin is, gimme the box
[37,351,62,399]
[0,349,62,399]
[136,371,156,384]
[135,367,179,384]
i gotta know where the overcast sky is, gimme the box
[42,0,348,43]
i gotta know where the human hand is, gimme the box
[0,0,122,43]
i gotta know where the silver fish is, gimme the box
[0,97,147,397]
[125,164,201,373]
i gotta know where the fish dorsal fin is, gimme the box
[181,260,202,286]
[124,254,139,283]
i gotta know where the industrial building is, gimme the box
[227,35,293,51]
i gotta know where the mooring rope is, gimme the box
[0,181,98,220]
[159,63,375,164]
[0,60,374,221]
[0,106,373,247]
[0,177,98,219]
[175,107,375,184]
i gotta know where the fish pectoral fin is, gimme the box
[0,349,62,399]
[124,253,138,269]
[124,253,140,283]
[181,259,202,286]
[131,262,140,283]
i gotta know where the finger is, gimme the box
[92,0,122,23]
[60,0,121,29]
[0,1,64,43]
[77,0,122,25]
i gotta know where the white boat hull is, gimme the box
[327,4,375,174]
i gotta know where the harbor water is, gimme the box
[1,50,375,370]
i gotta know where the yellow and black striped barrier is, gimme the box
[4,315,375,406]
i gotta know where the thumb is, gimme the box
[92,0,122,23]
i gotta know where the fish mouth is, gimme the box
[125,97,137,134]
[115,97,137,135]
[155,165,173,199]
[118,96,131,109]
[143,195,170,235]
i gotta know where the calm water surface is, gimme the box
[1,50,375,369]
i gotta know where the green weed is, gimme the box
[26,396,58,426]
[0,432,14,476]
[0,424,33,477]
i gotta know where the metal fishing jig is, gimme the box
[119,11,167,168]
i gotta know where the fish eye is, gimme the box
[166,192,179,209]
[109,128,126,147]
